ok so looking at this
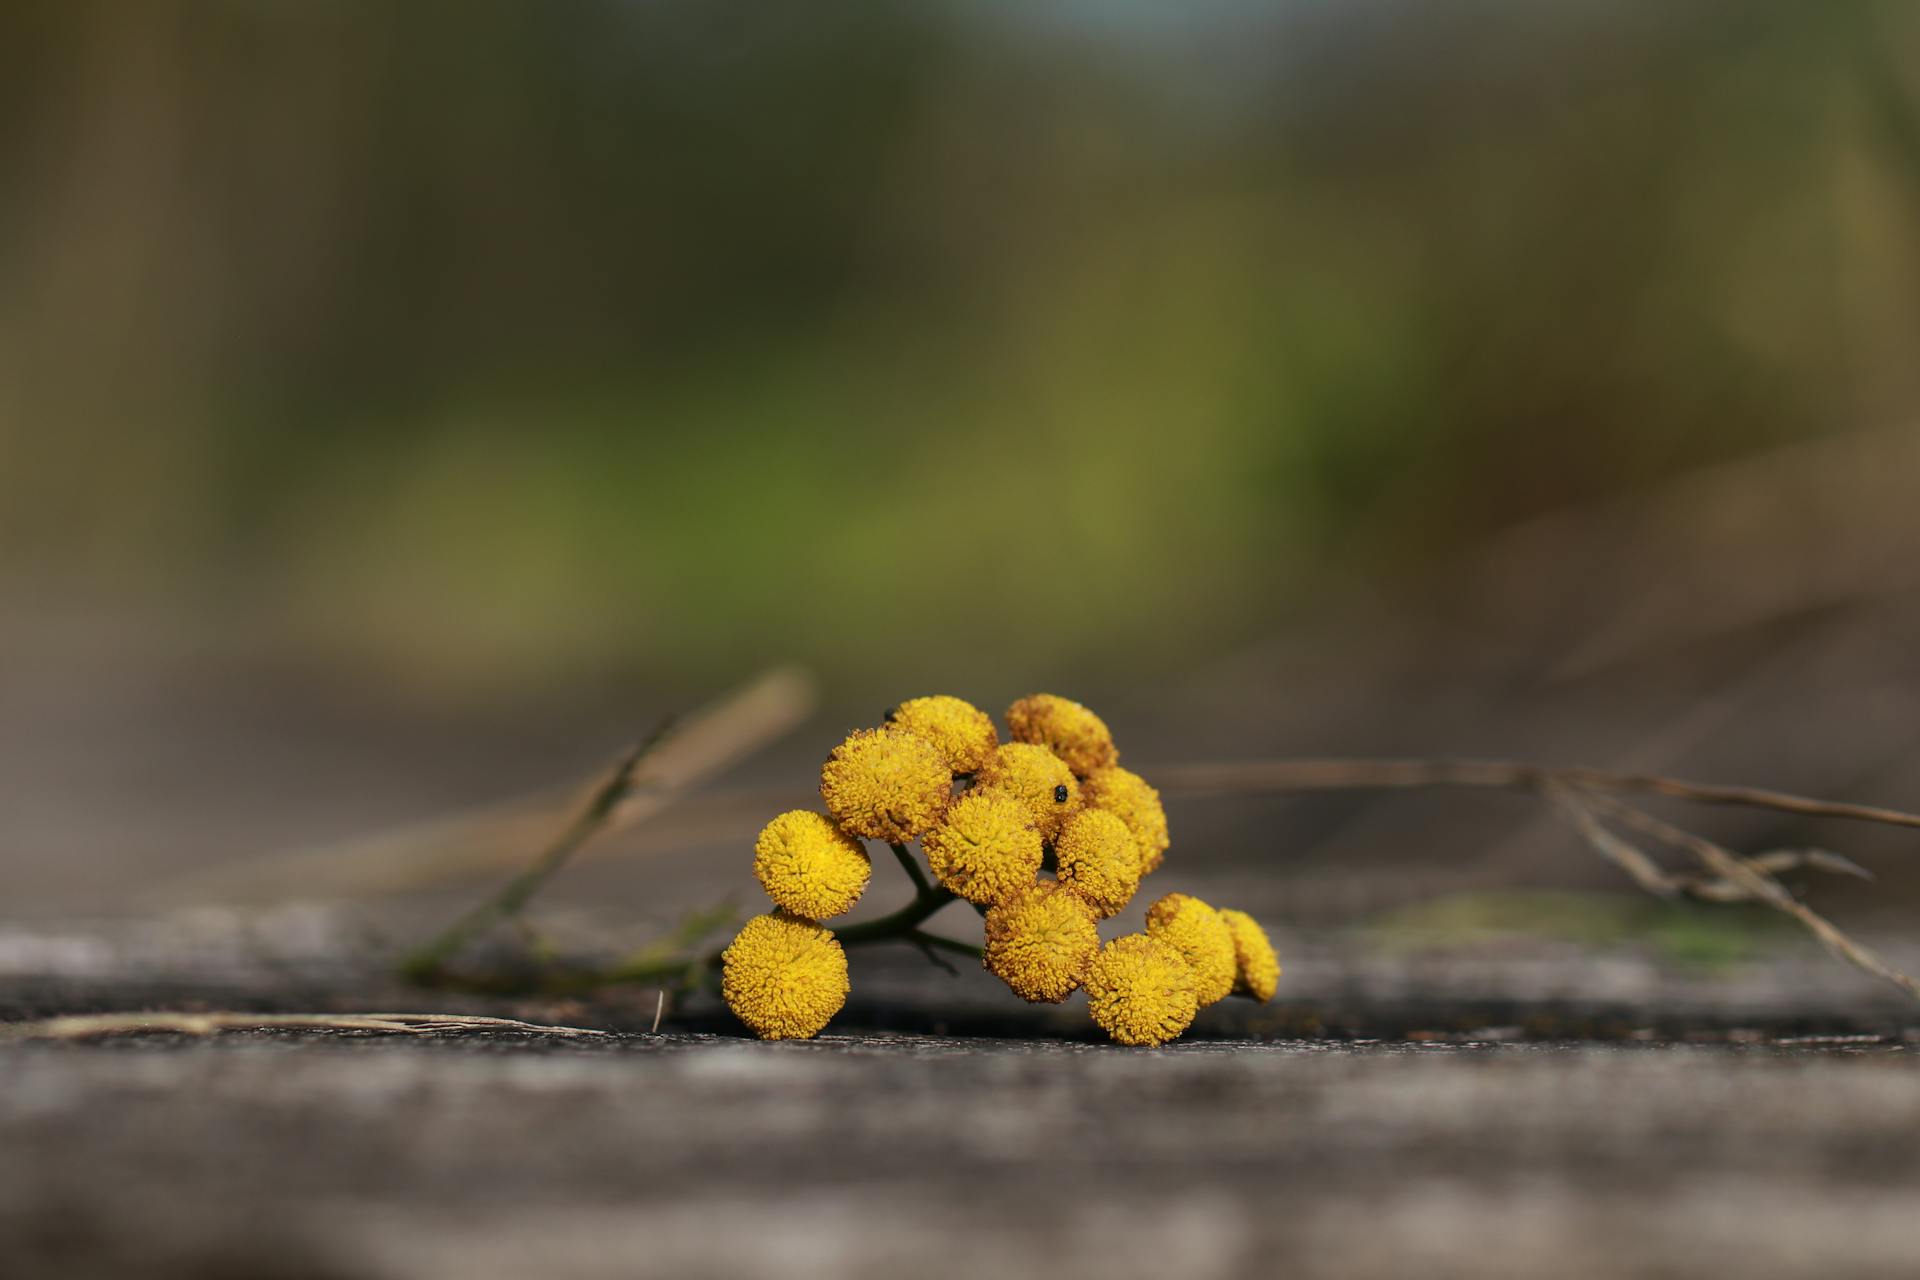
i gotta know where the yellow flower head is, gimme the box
[888,695,999,775]
[752,810,871,921]
[1006,693,1120,777]
[1052,809,1143,919]
[1081,765,1171,874]
[1144,892,1236,1007]
[1084,934,1198,1046]
[976,742,1080,841]
[720,912,850,1041]
[820,727,952,842]
[983,880,1100,1003]
[920,786,1044,907]
[1217,908,1281,1003]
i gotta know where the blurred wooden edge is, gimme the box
[160,665,818,904]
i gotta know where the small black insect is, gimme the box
[1054,784,1069,803]
[883,706,899,723]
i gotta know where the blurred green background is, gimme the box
[3,0,1919,692]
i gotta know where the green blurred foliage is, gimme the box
[2,0,1917,687]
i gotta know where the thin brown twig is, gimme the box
[176,665,819,904]
[1542,781,1681,898]
[1547,783,1873,903]
[0,1012,609,1042]
[1153,757,1920,832]
[1684,849,1875,902]
[175,747,1920,908]
[1577,791,1920,1002]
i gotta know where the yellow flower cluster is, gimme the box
[977,742,1080,840]
[888,695,999,774]
[1052,809,1141,919]
[922,787,1043,907]
[719,693,1280,1046]
[1144,892,1237,1007]
[819,727,951,842]
[753,810,871,921]
[1084,934,1196,1046]
[984,881,1099,1003]
[1218,908,1282,1002]
[720,913,850,1041]
[1006,693,1119,777]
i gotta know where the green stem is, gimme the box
[410,858,971,997]
[906,929,982,960]
[413,880,971,997]
[401,720,675,981]
[888,841,933,895]
[832,880,956,946]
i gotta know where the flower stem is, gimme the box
[832,879,956,946]
[888,841,933,895]
[411,877,969,997]
[905,929,982,960]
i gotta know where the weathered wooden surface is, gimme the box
[7,1029,1920,1280]
[6,910,1920,1280]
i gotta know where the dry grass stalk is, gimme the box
[1,1012,608,1042]
[172,664,819,903]
[1164,756,1920,1003]
[1542,781,1682,898]
[1153,757,1920,830]
[1579,792,1920,1002]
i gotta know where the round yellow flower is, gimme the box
[1084,934,1198,1046]
[1081,765,1170,873]
[1144,892,1236,1006]
[1006,693,1119,776]
[1052,809,1142,919]
[976,742,1080,840]
[720,913,850,1041]
[1217,908,1281,1002]
[983,881,1100,1003]
[921,786,1043,906]
[888,695,999,774]
[820,727,952,842]
[752,810,871,920]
